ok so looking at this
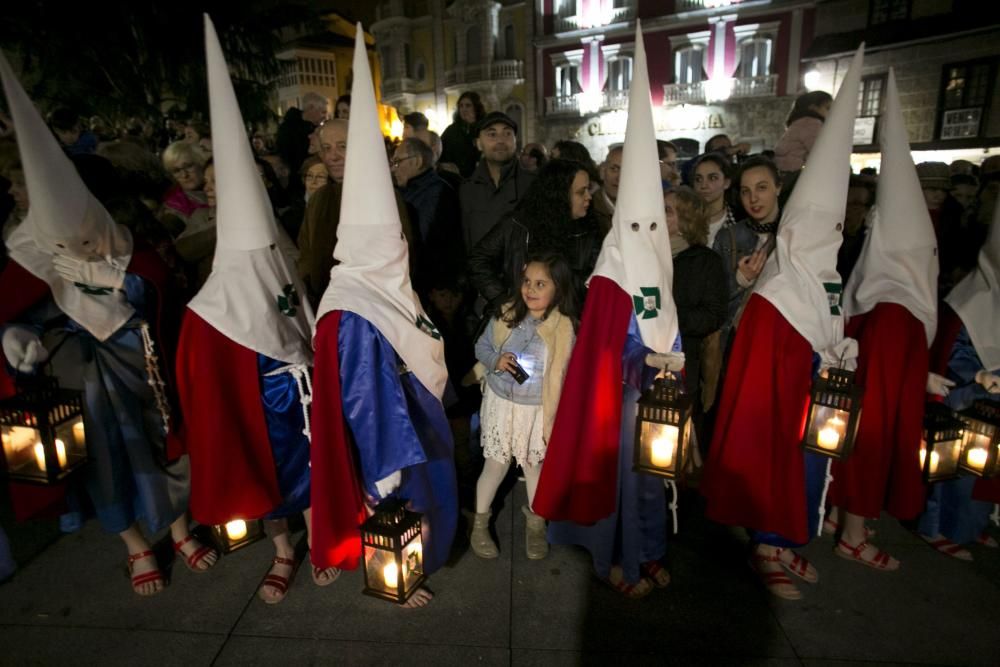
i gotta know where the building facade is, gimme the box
[372,0,533,137]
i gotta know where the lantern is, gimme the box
[920,402,965,483]
[801,368,864,459]
[0,377,88,485]
[633,374,692,480]
[957,400,1000,478]
[361,499,425,604]
[209,518,265,554]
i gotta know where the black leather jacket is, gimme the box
[467,213,604,313]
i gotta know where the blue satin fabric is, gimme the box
[338,312,458,575]
[752,353,830,548]
[257,354,311,518]
[548,315,667,585]
[918,325,995,543]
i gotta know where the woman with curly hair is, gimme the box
[467,158,603,316]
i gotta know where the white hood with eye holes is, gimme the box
[1,50,134,342]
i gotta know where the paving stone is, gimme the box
[215,636,509,667]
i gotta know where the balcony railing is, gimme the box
[444,60,523,86]
[381,77,418,97]
[544,90,631,116]
[662,74,777,104]
[675,0,744,11]
[553,5,636,32]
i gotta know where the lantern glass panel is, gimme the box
[210,519,264,554]
[805,405,851,455]
[920,435,964,482]
[957,402,1000,478]
[0,380,88,484]
[361,501,426,603]
[637,421,680,476]
[1,425,43,475]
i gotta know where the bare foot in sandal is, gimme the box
[402,587,434,608]
[311,562,341,586]
[606,565,654,599]
[750,545,801,600]
[640,560,671,588]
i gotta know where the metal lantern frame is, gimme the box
[801,367,864,460]
[920,402,966,483]
[361,499,426,604]
[633,373,692,481]
[209,518,266,555]
[0,377,89,485]
[957,400,1000,479]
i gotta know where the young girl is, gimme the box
[692,153,735,248]
[471,252,578,560]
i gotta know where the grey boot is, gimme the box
[523,505,549,560]
[470,512,498,559]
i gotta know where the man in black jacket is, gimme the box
[458,112,535,252]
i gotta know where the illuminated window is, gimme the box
[938,60,995,140]
[737,39,772,78]
[869,0,910,25]
[606,57,633,93]
[675,47,705,85]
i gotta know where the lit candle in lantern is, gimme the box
[929,451,940,474]
[817,416,846,451]
[967,448,988,472]
[383,562,398,590]
[72,420,85,445]
[650,431,677,468]
[225,520,248,541]
[33,439,67,471]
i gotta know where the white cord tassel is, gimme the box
[991,503,999,527]
[286,365,313,441]
[139,322,171,435]
[667,480,679,535]
[817,458,834,537]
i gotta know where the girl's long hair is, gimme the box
[502,251,580,330]
[515,158,595,253]
[785,90,833,127]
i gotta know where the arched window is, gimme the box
[504,24,516,60]
[674,46,704,85]
[466,26,482,65]
[738,38,772,78]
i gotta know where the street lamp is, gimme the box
[957,400,1000,478]
[801,368,864,459]
[633,374,692,480]
[361,499,426,604]
[0,378,88,485]
[920,402,965,483]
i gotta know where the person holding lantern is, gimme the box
[0,51,217,597]
[533,22,685,599]
[823,69,940,570]
[307,24,458,609]
[917,196,1000,560]
[174,16,335,605]
[700,45,866,600]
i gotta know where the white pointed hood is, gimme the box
[1,50,134,342]
[315,23,447,399]
[755,44,864,353]
[187,14,314,366]
[946,196,1000,370]
[844,68,938,344]
[590,20,679,354]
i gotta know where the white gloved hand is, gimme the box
[819,337,859,372]
[52,255,125,289]
[2,326,49,373]
[374,470,402,498]
[645,351,685,372]
[976,370,1000,394]
[926,372,956,397]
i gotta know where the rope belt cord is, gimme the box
[665,479,679,535]
[139,322,171,436]
[264,363,313,442]
[817,458,834,537]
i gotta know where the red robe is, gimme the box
[931,305,1000,504]
[174,310,284,525]
[533,276,633,524]
[0,248,178,520]
[701,295,814,544]
[829,303,928,520]
[308,311,368,570]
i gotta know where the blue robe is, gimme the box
[338,312,458,575]
[258,354,311,518]
[918,326,996,544]
[547,315,666,585]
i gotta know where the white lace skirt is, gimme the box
[480,384,546,467]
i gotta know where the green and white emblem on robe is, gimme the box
[73,282,113,296]
[824,282,843,316]
[415,313,442,340]
[633,287,661,320]
[277,283,300,317]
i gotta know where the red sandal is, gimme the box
[920,534,973,561]
[640,560,671,588]
[127,550,165,596]
[604,566,654,599]
[173,534,218,573]
[776,548,818,583]
[835,539,899,570]
[259,556,297,605]
[749,551,801,600]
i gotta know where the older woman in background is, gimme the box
[161,140,210,238]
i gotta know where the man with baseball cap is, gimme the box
[459,111,535,251]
